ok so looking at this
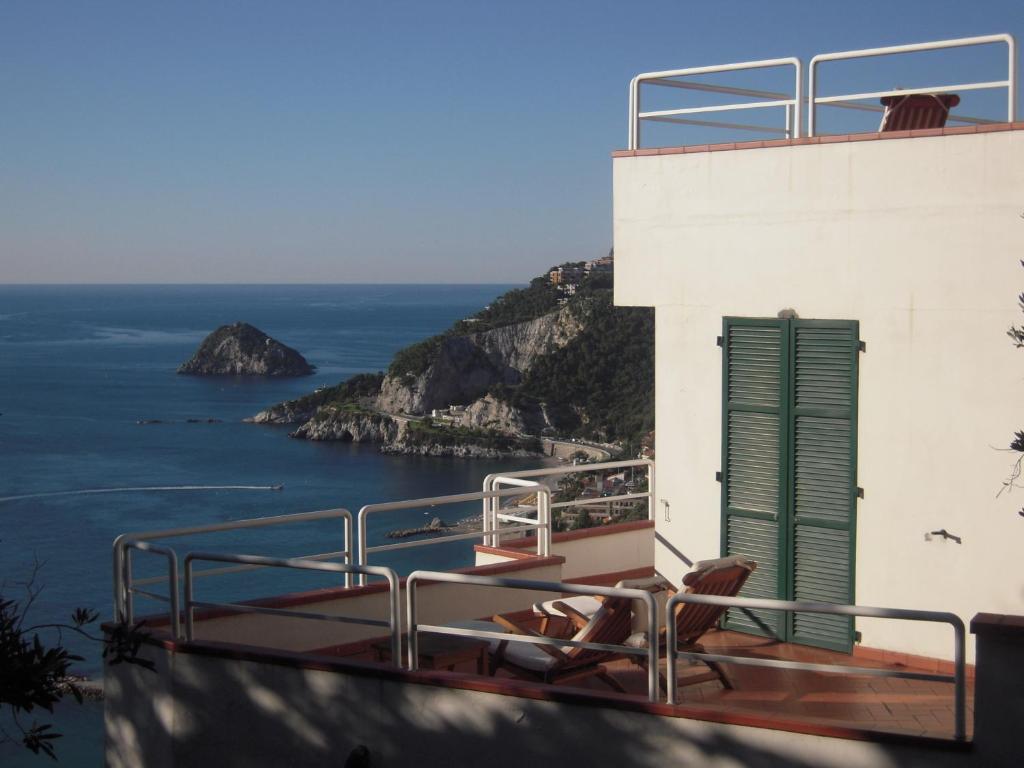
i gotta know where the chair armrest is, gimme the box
[551,600,592,632]
[615,575,673,592]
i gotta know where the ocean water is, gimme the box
[0,283,533,765]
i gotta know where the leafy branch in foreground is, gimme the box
[1,560,153,760]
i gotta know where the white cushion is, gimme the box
[501,639,561,672]
[532,595,603,620]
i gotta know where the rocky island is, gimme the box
[249,256,654,458]
[178,322,314,377]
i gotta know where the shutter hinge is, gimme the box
[854,630,863,643]
[716,335,723,348]
[856,487,865,499]
[858,340,866,353]
[715,471,723,483]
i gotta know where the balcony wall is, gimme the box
[613,126,1024,660]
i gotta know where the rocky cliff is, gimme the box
[179,322,314,377]
[377,303,582,415]
[289,407,400,443]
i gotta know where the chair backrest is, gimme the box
[879,93,960,132]
[673,556,756,646]
[561,595,633,668]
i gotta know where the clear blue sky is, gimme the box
[1,1,1021,284]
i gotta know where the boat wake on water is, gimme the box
[0,484,284,504]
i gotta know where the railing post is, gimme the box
[647,461,656,521]
[1008,33,1018,122]
[184,555,195,641]
[407,574,420,671]
[792,59,803,139]
[953,616,967,741]
[666,594,679,705]
[344,513,353,589]
[123,550,134,624]
[808,57,818,137]
[357,508,368,586]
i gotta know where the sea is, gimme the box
[0,283,533,766]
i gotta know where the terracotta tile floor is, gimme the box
[598,629,972,740]
[337,625,972,741]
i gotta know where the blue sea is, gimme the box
[0,283,532,765]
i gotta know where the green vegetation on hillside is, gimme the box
[502,291,654,445]
[281,371,384,411]
[385,259,653,448]
[388,274,562,378]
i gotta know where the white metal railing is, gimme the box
[120,540,180,636]
[629,58,803,149]
[627,34,1017,148]
[808,34,1015,137]
[112,507,354,627]
[183,553,401,662]
[406,570,660,702]
[358,485,551,585]
[665,593,967,740]
[482,460,654,547]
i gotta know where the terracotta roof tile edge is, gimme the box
[611,122,1024,158]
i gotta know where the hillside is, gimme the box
[250,259,654,455]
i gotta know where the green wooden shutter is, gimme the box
[787,320,859,652]
[721,319,788,638]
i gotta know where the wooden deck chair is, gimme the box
[879,93,960,132]
[489,595,634,693]
[659,555,757,690]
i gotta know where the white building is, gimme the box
[614,64,1023,664]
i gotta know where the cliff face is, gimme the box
[289,408,400,443]
[377,304,582,415]
[178,322,314,377]
[453,393,557,435]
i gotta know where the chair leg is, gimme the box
[595,668,627,694]
[704,659,733,689]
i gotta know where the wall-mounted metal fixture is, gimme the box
[925,529,963,544]
[661,499,671,522]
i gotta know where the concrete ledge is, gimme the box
[612,121,1024,158]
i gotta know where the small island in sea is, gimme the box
[178,321,314,377]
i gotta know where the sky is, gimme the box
[1,1,1022,284]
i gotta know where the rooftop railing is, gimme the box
[482,459,653,548]
[183,553,401,662]
[627,33,1017,149]
[112,507,354,626]
[665,592,967,740]
[358,484,552,585]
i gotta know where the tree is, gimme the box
[1,561,152,760]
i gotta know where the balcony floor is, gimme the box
[330,624,973,741]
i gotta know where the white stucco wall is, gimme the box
[613,130,1024,660]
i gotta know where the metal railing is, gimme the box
[664,593,967,740]
[358,485,551,585]
[406,570,660,702]
[112,507,353,626]
[482,459,654,547]
[184,553,401,663]
[806,34,1015,137]
[120,540,180,636]
[629,58,802,149]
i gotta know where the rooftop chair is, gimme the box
[489,595,634,693]
[878,93,960,132]
[533,556,757,690]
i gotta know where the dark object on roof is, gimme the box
[879,93,961,132]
